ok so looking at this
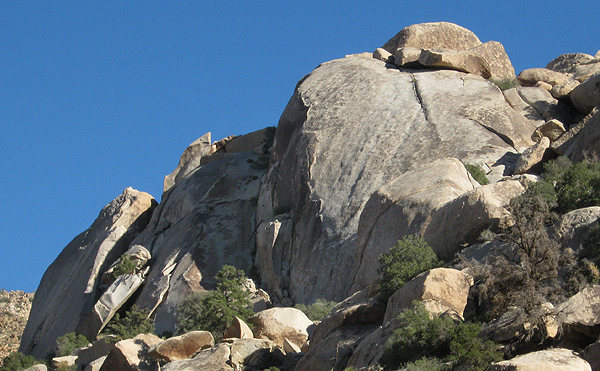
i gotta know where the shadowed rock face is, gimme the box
[257,53,535,304]
[132,150,269,334]
[19,188,156,359]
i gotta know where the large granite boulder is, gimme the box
[99,333,162,371]
[383,268,472,324]
[570,70,600,114]
[554,108,600,161]
[418,48,492,78]
[546,53,595,74]
[162,344,232,371]
[490,348,591,370]
[163,132,212,192]
[382,22,482,54]
[258,53,535,304]
[148,331,214,362]
[517,68,570,87]
[514,137,551,174]
[555,285,600,346]
[556,207,600,251]
[248,307,313,348]
[517,86,572,124]
[20,188,156,358]
[223,316,253,340]
[131,135,271,334]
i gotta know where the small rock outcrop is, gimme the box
[163,132,212,192]
[248,307,313,348]
[223,317,253,340]
[383,268,472,324]
[20,188,156,358]
[99,333,162,371]
[382,21,482,53]
[555,285,600,346]
[490,348,591,370]
[148,331,214,362]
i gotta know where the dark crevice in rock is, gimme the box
[410,73,430,122]
[471,117,517,150]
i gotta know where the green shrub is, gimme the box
[104,305,154,341]
[55,332,89,356]
[447,322,502,369]
[110,255,138,280]
[465,164,489,185]
[377,235,440,299]
[379,303,501,370]
[489,77,518,90]
[295,299,337,321]
[0,352,37,371]
[177,265,253,340]
[404,357,449,371]
[0,297,10,304]
[540,157,600,213]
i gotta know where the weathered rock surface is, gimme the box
[76,337,115,370]
[551,79,580,100]
[517,86,572,124]
[514,137,551,174]
[20,188,156,358]
[582,341,600,371]
[229,338,278,369]
[295,288,384,371]
[393,46,422,67]
[503,87,546,127]
[259,52,535,303]
[518,68,570,87]
[131,139,271,334]
[162,343,232,371]
[531,119,566,142]
[310,288,385,349]
[78,273,146,340]
[384,268,472,324]
[223,127,275,154]
[372,47,392,63]
[557,207,600,252]
[84,356,106,371]
[51,355,77,369]
[572,59,600,82]
[490,348,591,370]
[248,307,313,347]
[546,53,594,74]
[554,107,600,161]
[419,48,491,78]
[555,285,600,346]
[283,338,301,354]
[102,244,151,286]
[223,316,253,340]
[570,70,600,113]
[163,132,212,192]
[382,22,482,54]
[351,160,524,293]
[99,333,162,371]
[148,331,214,362]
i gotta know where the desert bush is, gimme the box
[55,332,89,356]
[489,77,518,90]
[0,352,37,371]
[295,299,337,321]
[378,235,440,299]
[465,164,489,185]
[177,265,253,340]
[540,157,600,213]
[110,255,138,280]
[404,357,449,371]
[104,305,154,341]
[379,302,500,370]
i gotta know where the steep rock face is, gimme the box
[20,188,156,358]
[131,148,269,334]
[163,132,212,192]
[257,53,535,304]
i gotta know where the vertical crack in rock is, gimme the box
[411,73,430,122]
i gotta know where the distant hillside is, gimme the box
[0,290,33,363]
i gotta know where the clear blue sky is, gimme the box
[1,1,598,292]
